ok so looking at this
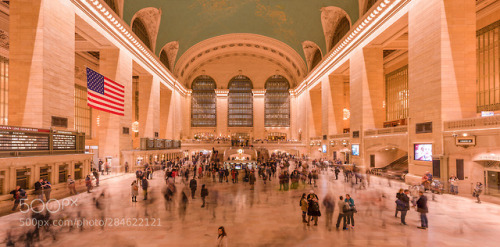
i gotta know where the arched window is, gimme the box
[331,17,350,50]
[160,50,170,70]
[228,75,253,127]
[191,76,217,127]
[265,75,290,127]
[310,49,322,70]
[132,18,151,50]
[365,0,377,14]
[103,0,119,14]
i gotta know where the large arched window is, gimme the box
[331,17,350,50]
[132,18,151,50]
[265,75,290,127]
[160,50,170,70]
[310,49,322,70]
[191,76,217,127]
[228,75,253,127]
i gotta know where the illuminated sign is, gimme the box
[456,136,475,146]
[481,111,494,117]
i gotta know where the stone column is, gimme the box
[97,49,133,169]
[349,47,385,167]
[253,90,265,140]
[322,74,345,136]
[407,0,476,181]
[137,75,160,138]
[160,85,173,138]
[9,0,75,129]
[216,90,229,137]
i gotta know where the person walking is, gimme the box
[300,193,308,223]
[131,180,139,202]
[42,179,52,201]
[449,175,459,195]
[67,175,77,195]
[416,191,428,229]
[9,186,27,211]
[307,190,321,226]
[141,176,149,200]
[473,182,483,203]
[85,175,92,193]
[216,226,228,247]
[93,169,100,187]
[249,171,256,190]
[345,194,356,229]
[34,179,43,201]
[399,189,410,225]
[190,177,198,199]
[201,184,209,208]
[323,193,336,230]
[336,195,348,230]
[125,162,129,173]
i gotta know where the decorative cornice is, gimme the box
[291,0,408,96]
[252,89,266,97]
[72,0,188,96]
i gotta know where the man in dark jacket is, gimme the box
[416,191,428,229]
[200,184,208,207]
[189,177,197,199]
[399,190,410,225]
[10,186,27,211]
[34,179,44,200]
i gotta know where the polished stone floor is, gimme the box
[1,163,500,247]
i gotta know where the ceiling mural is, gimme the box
[123,0,359,64]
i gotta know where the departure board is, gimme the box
[0,131,50,151]
[52,134,76,150]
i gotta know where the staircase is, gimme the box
[381,155,408,171]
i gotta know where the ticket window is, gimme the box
[16,169,30,189]
[59,165,68,183]
[39,167,51,183]
[74,163,83,180]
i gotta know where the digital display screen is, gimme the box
[0,131,50,151]
[414,144,432,161]
[351,144,359,156]
[52,134,76,150]
[235,165,241,169]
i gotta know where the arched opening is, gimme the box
[228,75,253,127]
[160,50,170,70]
[103,0,119,14]
[132,18,151,50]
[265,75,290,127]
[191,75,217,127]
[330,17,350,51]
[310,49,322,70]
[365,0,378,14]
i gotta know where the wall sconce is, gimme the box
[343,108,350,120]
[132,121,139,133]
[97,115,100,126]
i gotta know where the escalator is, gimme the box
[372,155,408,180]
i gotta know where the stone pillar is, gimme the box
[253,90,265,140]
[322,74,345,136]
[97,49,133,169]
[349,47,385,167]
[9,0,75,129]
[137,75,160,138]
[407,0,476,181]
[216,91,229,137]
[308,88,323,138]
[160,85,173,139]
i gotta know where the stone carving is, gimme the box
[0,30,8,49]
[301,41,321,71]
[162,41,179,71]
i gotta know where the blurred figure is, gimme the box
[449,175,459,195]
[417,191,428,229]
[179,191,188,221]
[399,190,410,225]
[85,175,92,193]
[300,193,308,223]
[217,226,228,247]
[323,192,336,230]
[141,176,149,200]
[9,186,26,211]
[190,177,197,199]
[473,182,483,203]
[307,190,321,226]
[395,188,404,217]
[336,195,347,230]
[131,180,138,202]
[201,184,209,208]
[67,175,77,195]
[42,179,52,201]
[345,194,356,229]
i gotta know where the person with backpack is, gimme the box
[201,184,208,207]
[300,193,308,223]
[395,188,404,217]
[336,195,348,230]
[345,194,356,228]
[398,189,410,225]
[307,190,321,226]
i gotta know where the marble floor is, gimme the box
[1,165,500,247]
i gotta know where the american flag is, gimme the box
[86,68,125,116]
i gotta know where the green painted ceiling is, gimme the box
[123,0,359,62]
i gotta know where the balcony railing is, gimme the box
[364,126,408,137]
[444,115,500,131]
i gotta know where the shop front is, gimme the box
[474,154,500,197]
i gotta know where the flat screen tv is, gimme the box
[351,144,359,156]
[322,144,327,153]
[414,143,432,161]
